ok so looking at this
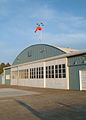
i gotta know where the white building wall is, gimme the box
[25,79,44,88]
[11,67,18,85]
[45,58,67,89]
[79,70,86,90]
[10,58,68,89]
[18,65,28,70]
[28,62,44,88]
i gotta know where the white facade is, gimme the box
[10,57,68,89]
[79,70,86,90]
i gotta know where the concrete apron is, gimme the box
[0,88,40,97]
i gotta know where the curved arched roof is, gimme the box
[12,44,66,65]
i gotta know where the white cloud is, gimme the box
[29,6,86,49]
[31,5,86,34]
[43,32,86,49]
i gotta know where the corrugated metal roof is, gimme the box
[54,45,78,53]
[66,49,86,57]
[58,47,78,53]
[12,44,65,65]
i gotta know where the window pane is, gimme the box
[62,64,65,68]
[63,74,66,78]
[55,65,58,69]
[55,74,58,78]
[63,69,66,73]
[59,64,61,68]
[59,74,61,78]
[59,69,61,73]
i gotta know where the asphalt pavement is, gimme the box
[0,85,86,120]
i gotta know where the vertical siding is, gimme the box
[69,66,79,90]
[5,68,11,85]
[68,54,86,90]
[69,65,86,90]
[0,74,2,84]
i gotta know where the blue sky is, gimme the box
[0,0,86,63]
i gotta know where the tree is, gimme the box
[0,62,11,74]
[5,63,11,67]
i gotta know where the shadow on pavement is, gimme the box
[15,99,86,120]
[15,99,48,120]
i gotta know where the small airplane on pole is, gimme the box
[34,22,44,33]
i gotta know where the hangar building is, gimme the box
[3,44,86,90]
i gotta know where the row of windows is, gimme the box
[12,71,18,79]
[55,64,66,78]
[46,66,54,78]
[19,69,28,79]
[12,69,28,79]
[30,67,44,79]
[11,64,66,79]
[46,64,66,78]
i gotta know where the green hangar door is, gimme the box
[79,70,86,90]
